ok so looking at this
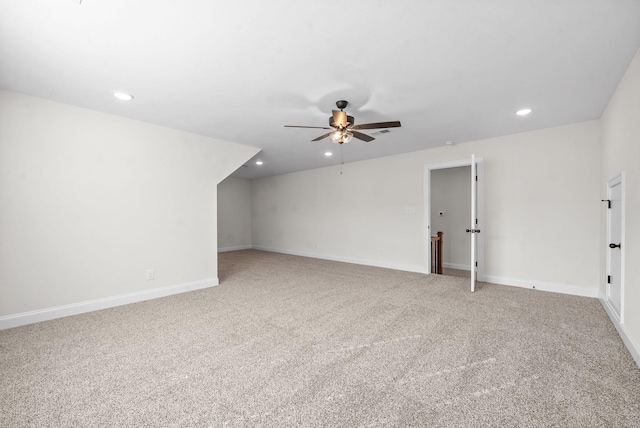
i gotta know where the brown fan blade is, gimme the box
[332,110,348,127]
[351,121,401,130]
[351,131,375,142]
[284,125,332,130]
[311,132,333,142]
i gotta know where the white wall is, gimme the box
[0,91,259,324]
[430,166,471,269]
[601,47,640,364]
[252,120,602,296]
[217,177,252,251]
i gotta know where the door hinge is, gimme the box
[475,261,478,267]
[607,275,611,284]
[475,218,478,224]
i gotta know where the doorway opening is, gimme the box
[424,157,484,289]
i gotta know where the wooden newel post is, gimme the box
[431,231,443,274]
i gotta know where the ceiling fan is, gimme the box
[285,100,401,144]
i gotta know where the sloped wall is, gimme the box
[0,90,259,321]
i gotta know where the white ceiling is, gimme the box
[2,1,640,180]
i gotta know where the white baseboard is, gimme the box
[252,247,601,299]
[600,298,640,368]
[443,263,471,271]
[252,246,428,274]
[218,245,252,253]
[0,277,219,331]
[482,274,598,298]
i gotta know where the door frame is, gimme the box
[605,172,625,323]
[424,158,484,281]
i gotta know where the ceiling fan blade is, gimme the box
[351,131,375,142]
[332,110,348,127]
[284,125,332,129]
[351,121,401,130]
[311,132,333,142]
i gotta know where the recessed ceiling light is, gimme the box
[255,161,263,165]
[516,108,532,116]
[113,91,134,101]
[325,152,333,157]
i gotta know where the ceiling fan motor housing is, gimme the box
[335,100,349,110]
[330,115,354,128]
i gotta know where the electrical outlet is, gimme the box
[146,269,155,280]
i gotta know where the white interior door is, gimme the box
[606,175,624,321]
[470,154,478,292]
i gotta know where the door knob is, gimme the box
[609,243,621,249]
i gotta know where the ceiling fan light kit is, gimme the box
[331,130,353,144]
[285,100,401,144]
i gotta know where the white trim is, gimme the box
[218,245,253,252]
[482,274,598,298]
[252,247,596,299]
[443,263,471,271]
[600,298,640,368]
[0,277,219,330]
[252,246,428,274]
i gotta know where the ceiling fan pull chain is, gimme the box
[340,144,344,175]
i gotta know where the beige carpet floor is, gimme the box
[1,249,639,427]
